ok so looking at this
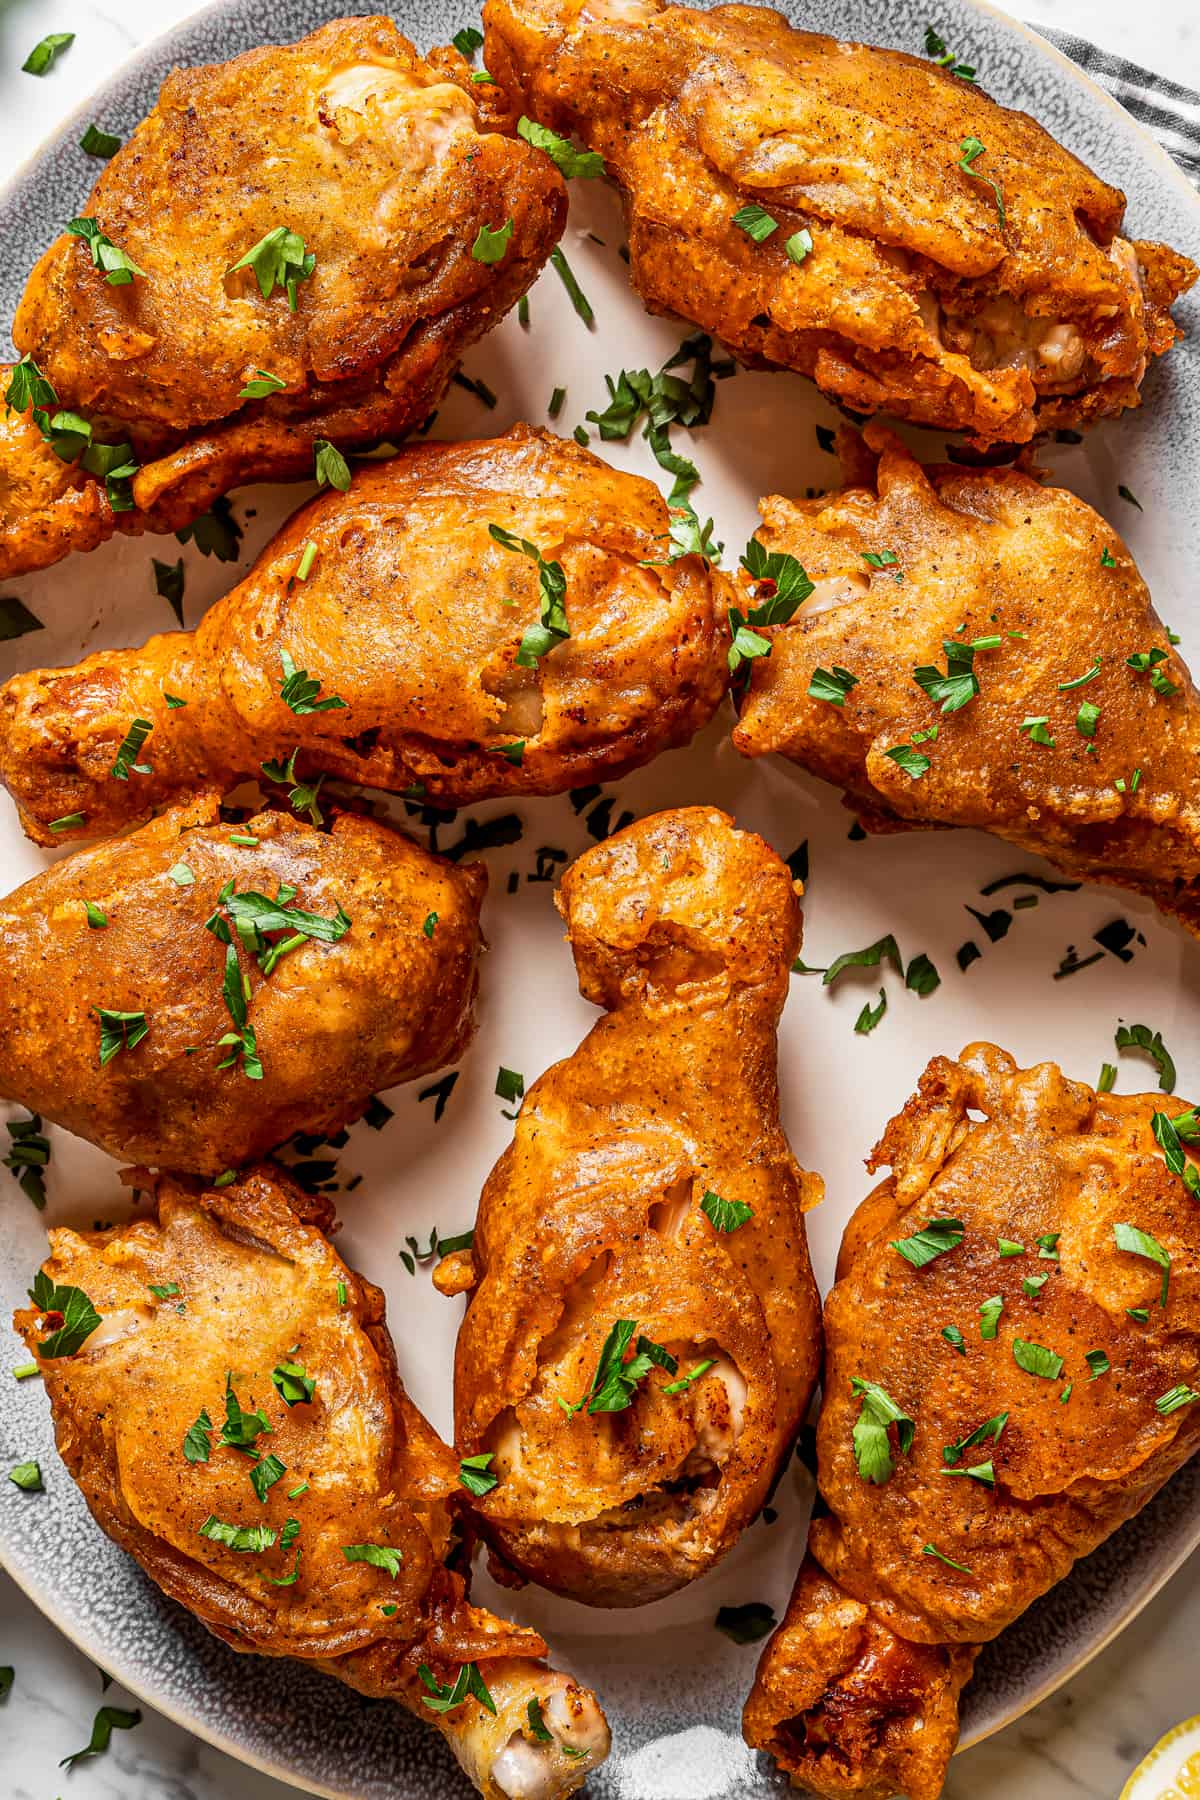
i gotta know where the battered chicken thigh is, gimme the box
[744,1044,1200,1799]
[733,425,1200,939]
[484,0,1195,443]
[0,796,483,1173]
[443,807,822,1604]
[1,16,565,578]
[0,428,731,844]
[14,1165,610,1800]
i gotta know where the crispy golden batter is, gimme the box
[0,427,731,844]
[744,1043,1200,1798]
[14,1166,610,1800]
[484,0,1195,443]
[0,796,483,1173]
[445,807,822,1605]
[0,379,126,575]
[1,17,565,577]
[733,425,1200,937]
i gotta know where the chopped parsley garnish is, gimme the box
[422,912,438,940]
[279,649,347,714]
[1113,1222,1170,1307]
[855,987,887,1034]
[167,862,194,888]
[714,1602,776,1644]
[923,24,976,78]
[808,665,858,706]
[23,32,75,75]
[862,550,901,573]
[4,1114,49,1210]
[96,1008,148,1065]
[227,227,315,310]
[700,1190,753,1233]
[563,1318,676,1417]
[458,1452,499,1497]
[148,1282,180,1299]
[586,332,720,518]
[1115,1023,1176,1092]
[152,556,186,624]
[343,1542,403,1577]
[1151,1108,1200,1197]
[1012,1338,1064,1380]
[1086,1350,1110,1381]
[1118,485,1142,510]
[913,637,999,713]
[1098,1062,1117,1093]
[786,229,813,264]
[942,1324,966,1355]
[488,523,569,665]
[885,743,931,779]
[0,597,43,642]
[250,1454,288,1503]
[663,1358,716,1395]
[942,1458,994,1485]
[891,1217,963,1269]
[1058,657,1101,691]
[218,1373,272,1455]
[238,368,287,399]
[527,1696,554,1742]
[1101,547,1117,568]
[177,499,242,561]
[110,717,153,781]
[452,25,484,55]
[1023,1272,1050,1297]
[472,219,513,264]
[516,116,603,178]
[1126,646,1177,698]
[419,1662,496,1715]
[418,1070,459,1121]
[66,217,145,285]
[59,1705,142,1769]
[998,1238,1024,1258]
[272,1361,315,1406]
[823,934,902,987]
[260,748,325,827]
[850,1378,914,1484]
[549,245,593,322]
[731,542,814,679]
[979,1294,1003,1339]
[80,124,122,159]
[1157,1385,1200,1416]
[1076,699,1100,739]
[732,203,778,242]
[216,941,262,1081]
[9,1459,42,1491]
[183,1409,213,1463]
[495,1066,525,1109]
[199,1515,277,1552]
[905,952,940,996]
[1019,715,1055,747]
[958,135,1005,227]
[943,1411,1007,1466]
[314,439,351,492]
[922,1542,972,1572]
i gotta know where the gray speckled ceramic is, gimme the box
[1,2,1199,1797]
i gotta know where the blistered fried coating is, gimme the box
[733,424,1200,938]
[0,427,731,845]
[0,376,127,576]
[744,1043,1200,1798]
[14,1166,610,1800]
[445,806,822,1605]
[1,17,565,577]
[484,0,1195,444]
[0,795,483,1173]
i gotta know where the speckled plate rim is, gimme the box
[1,0,1198,1791]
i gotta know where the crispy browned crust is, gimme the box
[450,806,823,1604]
[744,1042,1200,1797]
[0,796,484,1172]
[732,423,1200,937]
[2,18,566,576]
[0,426,732,844]
[484,0,1195,444]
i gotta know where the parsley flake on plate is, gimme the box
[714,1601,776,1643]
[314,439,351,492]
[183,1409,213,1464]
[4,1113,49,1209]
[957,135,1005,227]
[942,1324,966,1355]
[808,665,858,706]
[8,1460,42,1491]
[279,649,347,715]
[488,523,569,665]
[562,1318,677,1417]
[1012,1337,1064,1379]
[199,1515,277,1552]
[80,123,122,159]
[419,1662,496,1715]
[59,1705,141,1769]
[272,1361,315,1406]
[1113,1221,1170,1307]
[110,717,153,781]
[891,1217,963,1269]
[1115,1023,1176,1092]
[732,203,778,242]
[95,1008,148,1065]
[67,217,145,286]
[459,1452,499,1497]
[23,32,75,75]
[850,1378,914,1484]
[701,1190,753,1232]
[516,117,604,179]
[943,1411,1007,1466]
[227,227,315,309]
[979,1294,1003,1339]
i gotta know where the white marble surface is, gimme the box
[0,0,1198,1797]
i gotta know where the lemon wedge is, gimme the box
[1121,1719,1200,1800]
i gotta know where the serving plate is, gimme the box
[1,1,1199,1794]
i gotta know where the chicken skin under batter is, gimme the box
[14,1165,610,1800]
[0,427,731,844]
[744,1043,1200,1799]
[0,795,483,1173]
[484,0,1195,444]
[733,424,1200,939]
[1,16,565,578]
[442,806,823,1605]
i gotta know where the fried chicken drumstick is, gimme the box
[0,796,483,1173]
[733,424,1200,939]
[484,0,1195,444]
[744,1043,1200,1799]
[0,427,730,844]
[441,807,822,1605]
[0,16,565,578]
[14,1165,610,1800]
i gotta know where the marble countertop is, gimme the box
[0,0,1197,1797]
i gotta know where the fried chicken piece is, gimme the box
[0,426,731,845]
[744,1043,1200,1798]
[13,1165,610,1800]
[1,17,565,578]
[732,424,1200,938]
[0,795,483,1173]
[442,806,822,1605]
[484,0,1196,444]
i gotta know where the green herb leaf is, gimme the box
[80,124,122,158]
[885,743,931,779]
[488,523,570,665]
[271,1361,315,1406]
[526,1695,553,1741]
[942,1458,994,1485]
[941,1324,966,1355]
[943,1411,1007,1466]
[850,1377,914,1484]
[1019,715,1055,747]
[343,1542,403,1577]
[418,1661,496,1715]
[176,497,242,562]
[59,1704,141,1768]
[227,227,315,309]
[314,439,351,492]
[714,1602,776,1643]
[110,717,153,781]
[23,33,75,76]
[8,1460,42,1491]
[957,135,1005,227]
[808,665,858,706]
[979,1294,1003,1339]
[922,1542,972,1572]
[183,1409,212,1463]
[785,228,814,264]
[1085,1350,1110,1381]
[905,952,941,996]
[458,1452,499,1497]
[198,1515,277,1552]
[1152,1109,1200,1198]
[1075,699,1100,739]
[3,1114,50,1210]
[1113,1221,1170,1307]
[1115,1023,1176,1093]
[891,1217,964,1269]
[662,1357,716,1395]
[95,1007,149,1065]
[1012,1337,1064,1380]
[1058,657,1101,691]
[516,116,604,178]
[452,26,484,56]
[997,1238,1024,1258]
[238,367,287,399]
[824,935,902,987]
[732,203,778,242]
[549,245,593,322]
[0,597,44,642]
[472,219,514,264]
[701,1190,753,1232]
[279,649,347,715]
[66,217,145,286]
[855,987,887,1034]
[1156,1384,1200,1416]
[250,1454,288,1503]
[565,1318,677,1417]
